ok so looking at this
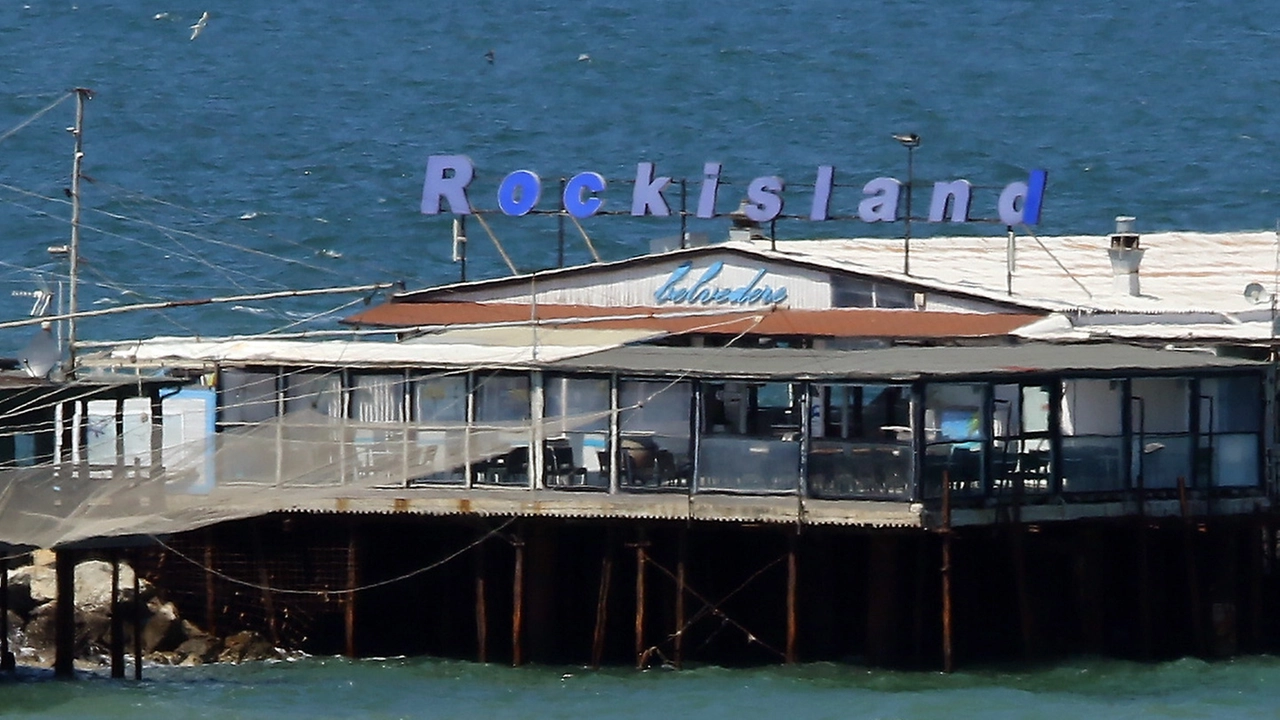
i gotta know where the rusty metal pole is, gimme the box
[110,551,125,678]
[512,533,525,667]
[941,470,954,674]
[591,533,614,669]
[475,542,488,664]
[786,531,798,664]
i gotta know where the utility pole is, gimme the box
[66,87,92,376]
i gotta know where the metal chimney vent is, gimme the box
[1107,215,1144,296]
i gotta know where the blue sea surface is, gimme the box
[3,0,1280,342]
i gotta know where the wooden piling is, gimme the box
[1009,483,1035,660]
[785,531,798,664]
[512,533,525,667]
[941,471,954,674]
[252,527,279,647]
[633,529,647,669]
[54,549,75,679]
[345,526,358,659]
[203,531,217,637]
[0,552,11,673]
[675,526,687,669]
[1250,515,1265,652]
[1137,519,1153,660]
[110,552,125,678]
[1178,477,1206,655]
[133,562,142,681]
[591,534,614,669]
[474,541,488,664]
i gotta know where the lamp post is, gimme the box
[892,133,920,276]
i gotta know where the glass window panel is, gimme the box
[220,369,277,424]
[1131,378,1189,433]
[414,374,468,425]
[475,373,530,424]
[1060,379,1122,436]
[1201,376,1262,434]
[285,372,342,417]
[350,374,404,423]
[545,376,609,434]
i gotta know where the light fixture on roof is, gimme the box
[891,133,920,276]
[1243,282,1271,305]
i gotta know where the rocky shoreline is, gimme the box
[5,550,283,670]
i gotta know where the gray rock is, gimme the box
[142,600,184,653]
[217,631,280,663]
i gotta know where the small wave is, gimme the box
[230,305,269,316]
[93,298,119,305]
[239,211,261,220]
[317,249,342,258]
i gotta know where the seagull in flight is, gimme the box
[484,49,495,64]
[190,11,209,40]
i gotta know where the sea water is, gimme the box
[4,656,1280,719]
[4,0,1280,713]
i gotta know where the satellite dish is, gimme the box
[18,324,60,379]
[1244,282,1268,304]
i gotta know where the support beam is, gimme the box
[512,533,525,667]
[1137,520,1153,660]
[941,471,954,673]
[133,562,142,681]
[0,552,12,673]
[110,552,125,679]
[204,531,217,637]
[591,534,613,670]
[345,526,359,659]
[1178,477,1206,655]
[475,541,488,664]
[54,549,75,679]
[675,527,687,669]
[785,531,798,664]
[634,529,648,669]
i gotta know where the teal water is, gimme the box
[4,656,1280,719]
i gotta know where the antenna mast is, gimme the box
[66,88,92,375]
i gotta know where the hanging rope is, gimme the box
[567,213,602,263]
[470,212,519,275]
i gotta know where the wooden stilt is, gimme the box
[345,526,358,659]
[54,549,75,679]
[591,533,614,669]
[786,531,798,664]
[475,541,488,664]
[634,529,647,669]
[1137,519,1153,660]
[203,530,217,637]
[133,562,142,681]
[675,526,687,669]
[253,527,279,647]
[1250,515,1264,653]
[941,471,954,674]
[1073,528,1105,654]
[1009,490,1035,660]
[0,552,12,673]
[512,532,525,667]
[110,551,125,678]
[912,532,928,665]
[1178,477,1205,655]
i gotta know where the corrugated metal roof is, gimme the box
[87,327,660,369]
[549,343,1263,381]
[745,231,1280,315]
[343,302,1041,339]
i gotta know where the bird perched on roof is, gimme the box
[190,12,210,40]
